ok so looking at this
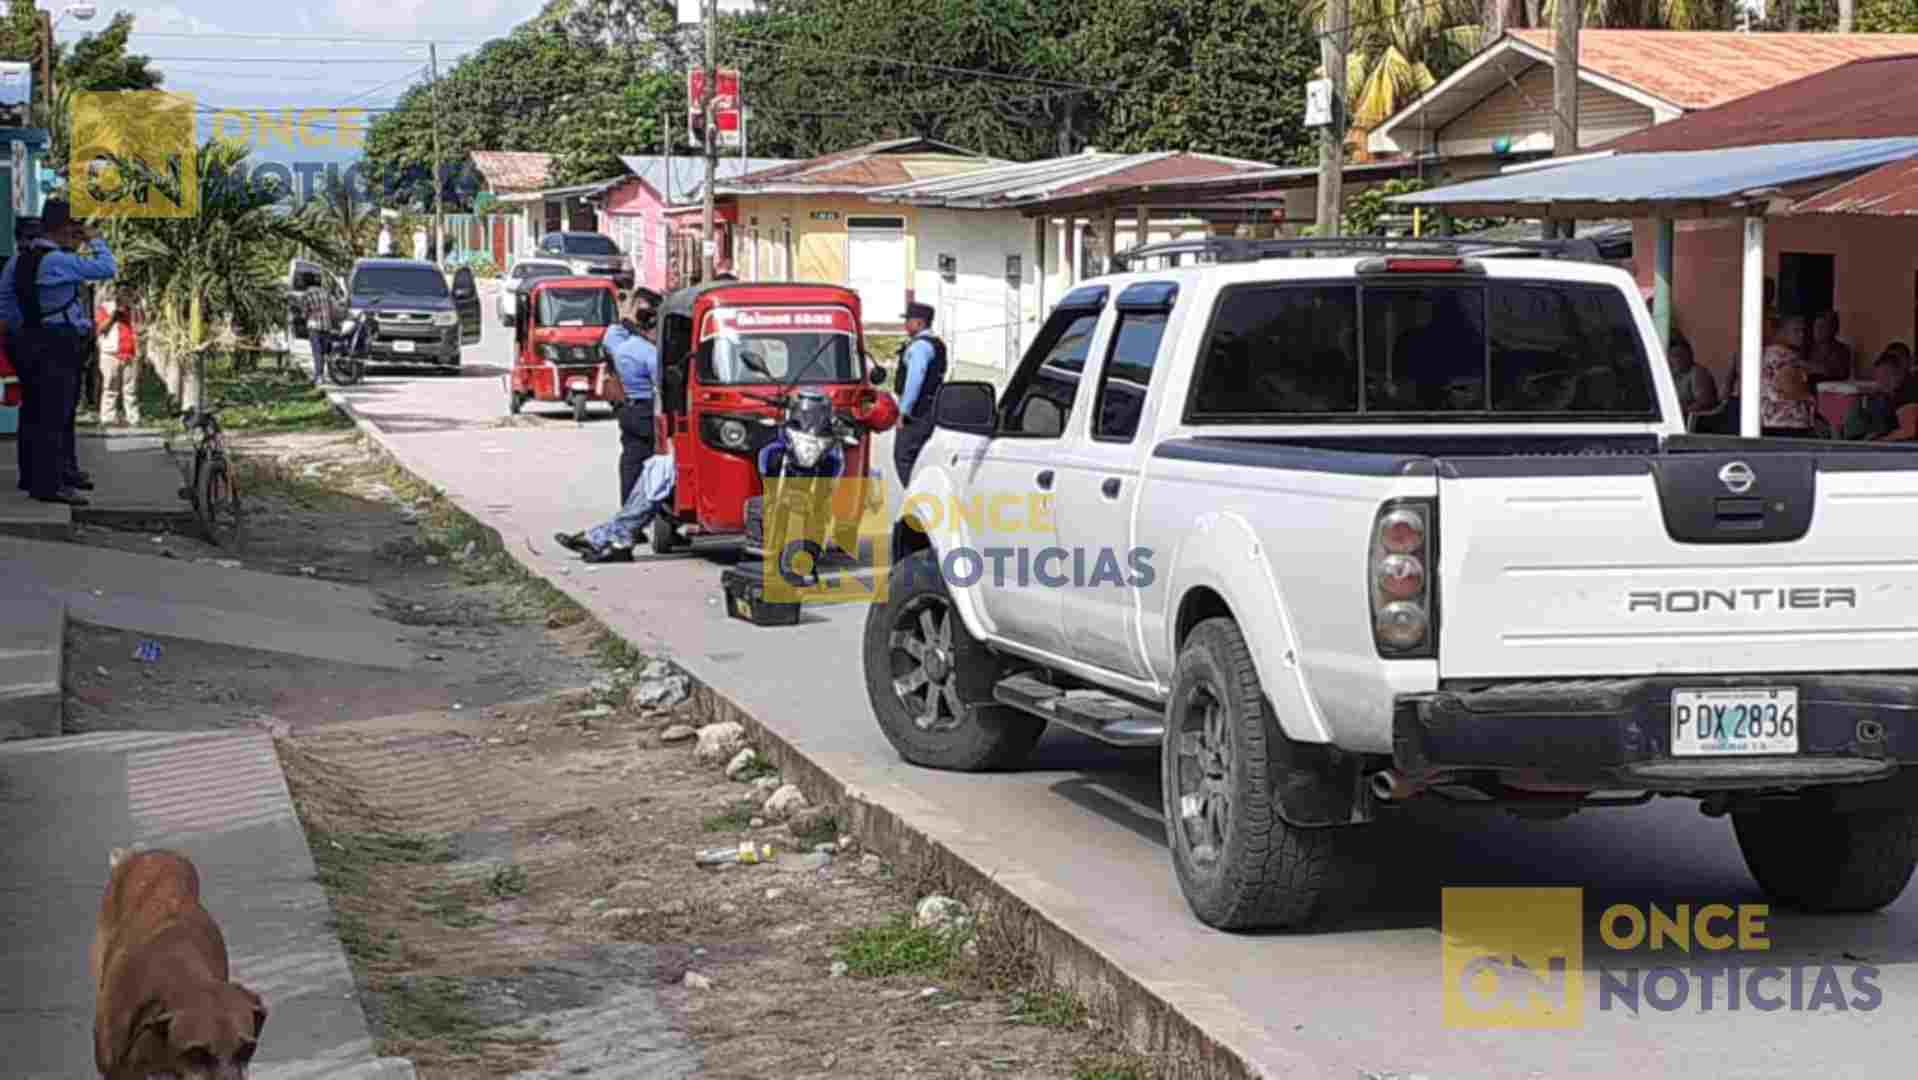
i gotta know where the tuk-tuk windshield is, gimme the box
[537,287,617,327]
[700,333,860,385]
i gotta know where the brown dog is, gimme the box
[91,847,267,1079]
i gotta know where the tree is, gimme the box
[296,177,382,269]
[58,13,164,92]
[1857,0,1918,29]
[97,139,343,390]
[1304,0,1484,133]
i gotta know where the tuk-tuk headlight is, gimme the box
[541,344,562,362]
[791,430,829,468]
[718,419,749,449]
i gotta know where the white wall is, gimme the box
[911,208,1041,374]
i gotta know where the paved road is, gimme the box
[321,318,1918,1078]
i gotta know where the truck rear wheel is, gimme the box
[1732,805,1918,912]
[1163,617,1351,931]
[863,549,1042,771]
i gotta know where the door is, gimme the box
[846,216,906,322]
[964,294,1107,658]
[451,266,482,345]
[1055,282,1176,678]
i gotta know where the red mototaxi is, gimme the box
[505,275,622,422]
[653,281,898,544]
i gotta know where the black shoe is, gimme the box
[65,476,95,491]
[554,531,592,554]
[34,491,89,506]
[583,544,634,564]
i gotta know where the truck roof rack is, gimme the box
[1110,235,1604,271]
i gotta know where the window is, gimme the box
[698,333,859,385]
[536,287,617,327]
[1189,285,1359,418]
[1187,280,1656,422]
[998,307,1102,438]
[563,233,620,256]
[538,234,560,254]
[350,266,450,300]
[1094,285,1176,441]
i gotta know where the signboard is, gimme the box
[9,140,25,217]
[689,68,743,147]
[0,62,29,127]
[702,305,857,341]
[810,211,839,221]
[1304,79,1333,128]
[677,0,761,22]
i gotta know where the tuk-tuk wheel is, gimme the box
[650,515,681,556]
[569,392,588,424]
[508,390,526,416]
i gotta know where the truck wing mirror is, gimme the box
[934,382,996,436]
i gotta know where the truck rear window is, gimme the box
[1187,280,1659,423]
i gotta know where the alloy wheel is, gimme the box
[1173,682,1233,867]
[889,597,966,733]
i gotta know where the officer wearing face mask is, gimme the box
[891,301,946,486]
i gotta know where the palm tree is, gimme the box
[296,176,381,269]
[1305,0,1487,136]
[92,138,345,401]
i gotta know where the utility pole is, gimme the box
[428,42,445,265]
[701,0,717,282]
[660,102,672,205]
[1316,0,1348,238]
[35,8,52,117]
[1550,0,1580,239]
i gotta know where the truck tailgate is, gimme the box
[1436,448,1918,679]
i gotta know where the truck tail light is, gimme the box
[1371,499,1436,657]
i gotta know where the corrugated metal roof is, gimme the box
[616,155,795,201]
[1509,30,1918,111]
[469,151,552,193]
[717,138,991,192]
[1394,138,1918,208]
[1601,54,1918,154]
[1790,156,1918,216]
[867,151,1270,207]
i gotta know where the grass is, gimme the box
[836,914,966,979]
[1009,988,1088,1028]
[138,351,351,433]
[311,828,455,894]
[734,755,781,783]
[414,884,489,929]
[788,810,840,849]
[332,910,402,965]
[1070,1056,1155,1080]
[701,801,759,833]
[486,863,529,899]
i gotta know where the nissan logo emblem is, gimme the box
[1719,461,1756,494]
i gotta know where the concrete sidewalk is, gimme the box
[0,730,412,1079]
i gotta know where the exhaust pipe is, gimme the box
[1369,770,1419,802]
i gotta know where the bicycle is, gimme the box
[177,402,244,549]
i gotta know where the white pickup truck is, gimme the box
[859,238,1918,931]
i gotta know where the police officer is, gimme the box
[603,291,661,506]
[0,199,117,506]
[891,301,947,487]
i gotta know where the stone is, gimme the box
[600,907,639,921]
[786,805,834,838]
[749,817,766,829]
[829,961,849,979]
[763,784,808,821]
[913,895,969,935]
[858,854,884,879]
[683,971,713,991]
[837,835,855,852]
[718,901,739,915]
[724,748,759,781]
[659,724,697,744]
[632,659,692,709]
[611,879,647,895]
[764,888,786,901]
[658,899,691,917]
[693,722,747,766]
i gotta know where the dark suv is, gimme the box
[346,259,483,369]
[535,232,633,290]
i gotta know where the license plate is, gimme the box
[1671,688,1800,756]
[391,340,415,353]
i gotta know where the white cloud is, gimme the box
[124,4,225,36]
[326,0,521,36]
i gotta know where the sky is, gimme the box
[55,1,549,182]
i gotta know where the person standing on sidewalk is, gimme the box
[95,286,143,426]
[604,293,660,506]
[891,301,947,488]
[302,277,342,386]
[0,199,118,506]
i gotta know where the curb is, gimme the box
[323,389,1264,1080]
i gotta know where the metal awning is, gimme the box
[1391,137,1918,217]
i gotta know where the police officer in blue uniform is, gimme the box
[891,301,947,487]
[603,293,661,506]
[0,199,118,506]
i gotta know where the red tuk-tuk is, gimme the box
[506,276,621,423]
[651,281,896,553]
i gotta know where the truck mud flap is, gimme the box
[1263,696,1373,827]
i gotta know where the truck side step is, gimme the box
[993,673,1165,748]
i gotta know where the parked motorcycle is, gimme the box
[743,387,868,586]
[326,309,371,386]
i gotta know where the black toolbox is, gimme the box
[721,562,801,626]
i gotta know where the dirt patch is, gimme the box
[282,695,1152,1079]
[63,430,600,733]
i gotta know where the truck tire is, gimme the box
[1732,805,1918,913]
[863,549,1042,771]
[1162,617,1351,931]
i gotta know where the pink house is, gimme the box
[592,155,791,293]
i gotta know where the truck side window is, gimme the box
[999,309,1100,438]
[1094,311,1169,441]
[1188,285,1359,420]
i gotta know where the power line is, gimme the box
[143,56,439,64]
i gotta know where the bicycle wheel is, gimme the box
[196,455,244,550]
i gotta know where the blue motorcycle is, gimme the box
[743,388,860,585]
